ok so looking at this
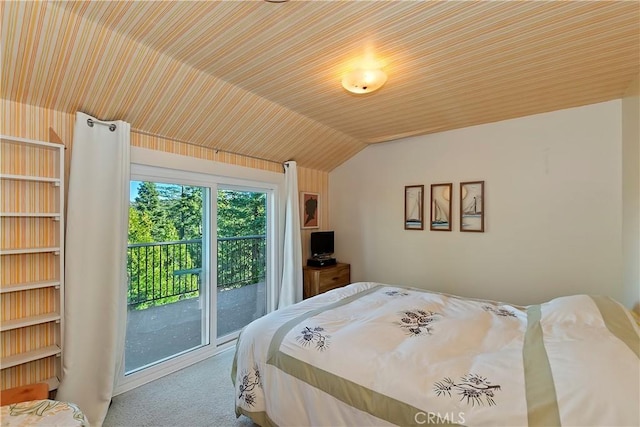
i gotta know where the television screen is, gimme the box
[310,231,334,257]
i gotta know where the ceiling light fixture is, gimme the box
[342,68,387,95]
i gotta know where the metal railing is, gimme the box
[127,235,266,308]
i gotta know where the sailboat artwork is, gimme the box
[460,181,485,232]
[430,183,452,231]
[462,196,482,217]
[404,185,424,230]
[431,200,449,226]
[407,199,421,224]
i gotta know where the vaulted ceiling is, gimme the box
[2,1,638,171]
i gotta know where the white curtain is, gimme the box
[57,112,130,426]
[278,161,303,308]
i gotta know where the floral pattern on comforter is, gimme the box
[1,399,89,426]
[232,282,639,426]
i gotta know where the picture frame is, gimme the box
[460,181,484,232]
[430,183,452,231]
[404,185,424,230]
[300,192,320,229]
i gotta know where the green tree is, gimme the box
[128,207,153,244]
[216,190,266,289]
[134,182,178,242]
[164,185,203,240]
[134,182,161,220]
[217,190,266,237]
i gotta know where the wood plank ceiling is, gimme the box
[2,1,638,171]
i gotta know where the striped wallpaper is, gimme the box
[0,182,58,214]
[1,218,58,251]
[0,99,329,390]
[1,254,59,287]
[3,1,638,171]
[0,1,365,172]
[1,358,57,391]
[1,289,57,323]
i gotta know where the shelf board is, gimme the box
[0,280,61,294]
[0,173,60,184]
[1,135,63,149]
[0,247,60,255]
[1,345,61,369]
[1,313,61,332]
[0,212,61,218]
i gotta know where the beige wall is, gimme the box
[330,101,624,306]
[622,74,640,313]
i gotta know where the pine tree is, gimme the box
[127,183,268,307]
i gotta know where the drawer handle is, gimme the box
[332,276,340,281]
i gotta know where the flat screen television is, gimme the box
[310,231,334,257]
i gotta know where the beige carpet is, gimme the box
[104,349,257,427]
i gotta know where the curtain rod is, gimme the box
[131,128,284,167]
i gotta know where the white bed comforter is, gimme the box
[232,282,639,426]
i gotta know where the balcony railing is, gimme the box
[127,235,266,309]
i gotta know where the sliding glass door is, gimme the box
[125,180,209,374]
[216,187,268,340]
[117,160,279,393]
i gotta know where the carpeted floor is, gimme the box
[104,349,257,427]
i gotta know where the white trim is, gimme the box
[1,134,65,149]
[131,147,283,185]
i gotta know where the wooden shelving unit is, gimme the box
[0,135,65,392]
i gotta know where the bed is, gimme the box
[0,399,88,426]
[232,282,639,426]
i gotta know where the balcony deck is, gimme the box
[125,282,264,372]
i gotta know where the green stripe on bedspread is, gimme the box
[271,351,459,426]
[523,305,561,427]
[590,296,640,359]
[266,285,461,427]
[267,285,381,363]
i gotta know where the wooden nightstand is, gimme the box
[303,263,350,299]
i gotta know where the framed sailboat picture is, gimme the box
[430,183,452,231]
[404,185,424,230]
[460,181,484,232]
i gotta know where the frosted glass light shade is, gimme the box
[342,68,387,94]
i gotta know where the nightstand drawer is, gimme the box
[303,263,351,298]
[317,264,350,292]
